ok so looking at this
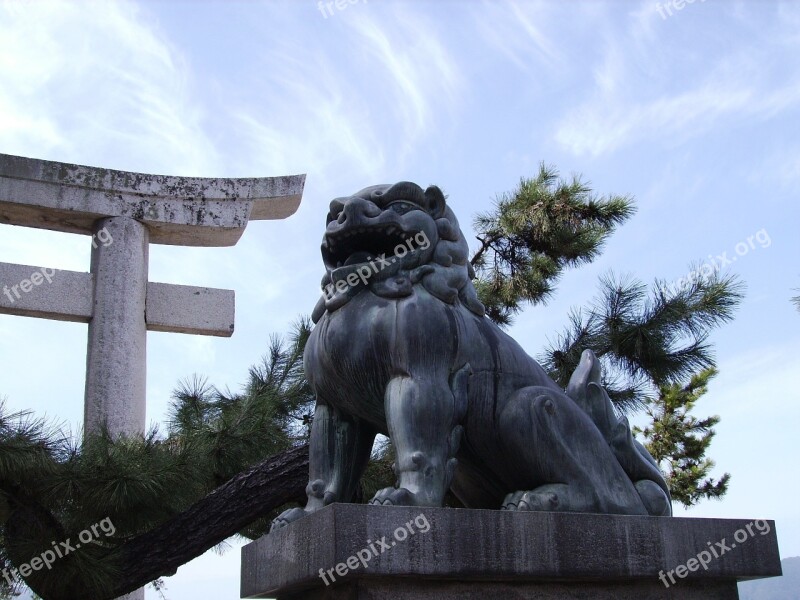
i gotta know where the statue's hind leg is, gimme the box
[499,386,648,515]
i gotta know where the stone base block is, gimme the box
[241,504,782,600]
[277,579,739,600]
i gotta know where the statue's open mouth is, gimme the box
[322,224,413,270]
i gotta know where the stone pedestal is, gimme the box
[241,505,782,600]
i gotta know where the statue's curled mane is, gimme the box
[313,182,485,321]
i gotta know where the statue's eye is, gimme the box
[387,201,417,215]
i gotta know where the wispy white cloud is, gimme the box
[0,0,216,175]
[747,143,800,190]
[347,7,462,146]
[553,2,800,157]
[469,0,562,73]
[557,77,800,157]
[556,81,752,156]
[230,48,386,188]
[231,3,463,187]
[712,342,800,419]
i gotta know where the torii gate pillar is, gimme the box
[85,216,150,434]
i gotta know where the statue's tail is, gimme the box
[566,350,672,516]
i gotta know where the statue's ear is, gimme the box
[424,185,446,219]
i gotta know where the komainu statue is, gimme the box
[272,182,671,530]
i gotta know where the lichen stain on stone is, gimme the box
[130,203,145,221]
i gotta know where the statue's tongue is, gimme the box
[343,251,372,266]
[331,252,403,288]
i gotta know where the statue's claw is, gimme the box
[368,487,415,506]
[270,507,307,532]
[501,484,570,512]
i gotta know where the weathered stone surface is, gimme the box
[0,153,305,246]
[0,262,93,321]
[276,579,739,600]
[85,217,149,436]
[0,262,235,337]
[146,282,234,337]
[243,505,782,599]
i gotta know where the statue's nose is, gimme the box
[336,197,381,225]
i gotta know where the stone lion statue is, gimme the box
[272,182,671,529]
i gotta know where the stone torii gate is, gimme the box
[0,153,305,439]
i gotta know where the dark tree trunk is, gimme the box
[7,444,309,600]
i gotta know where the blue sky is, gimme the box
[1,0,798,598]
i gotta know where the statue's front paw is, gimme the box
[270,507,307,532]
[368,487,415,506]
[502,483,570,512]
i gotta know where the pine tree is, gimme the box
[634,369,730,507]
[0,324,314,599]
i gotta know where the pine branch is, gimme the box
[471,163,634,326]
[540,271,743,412]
